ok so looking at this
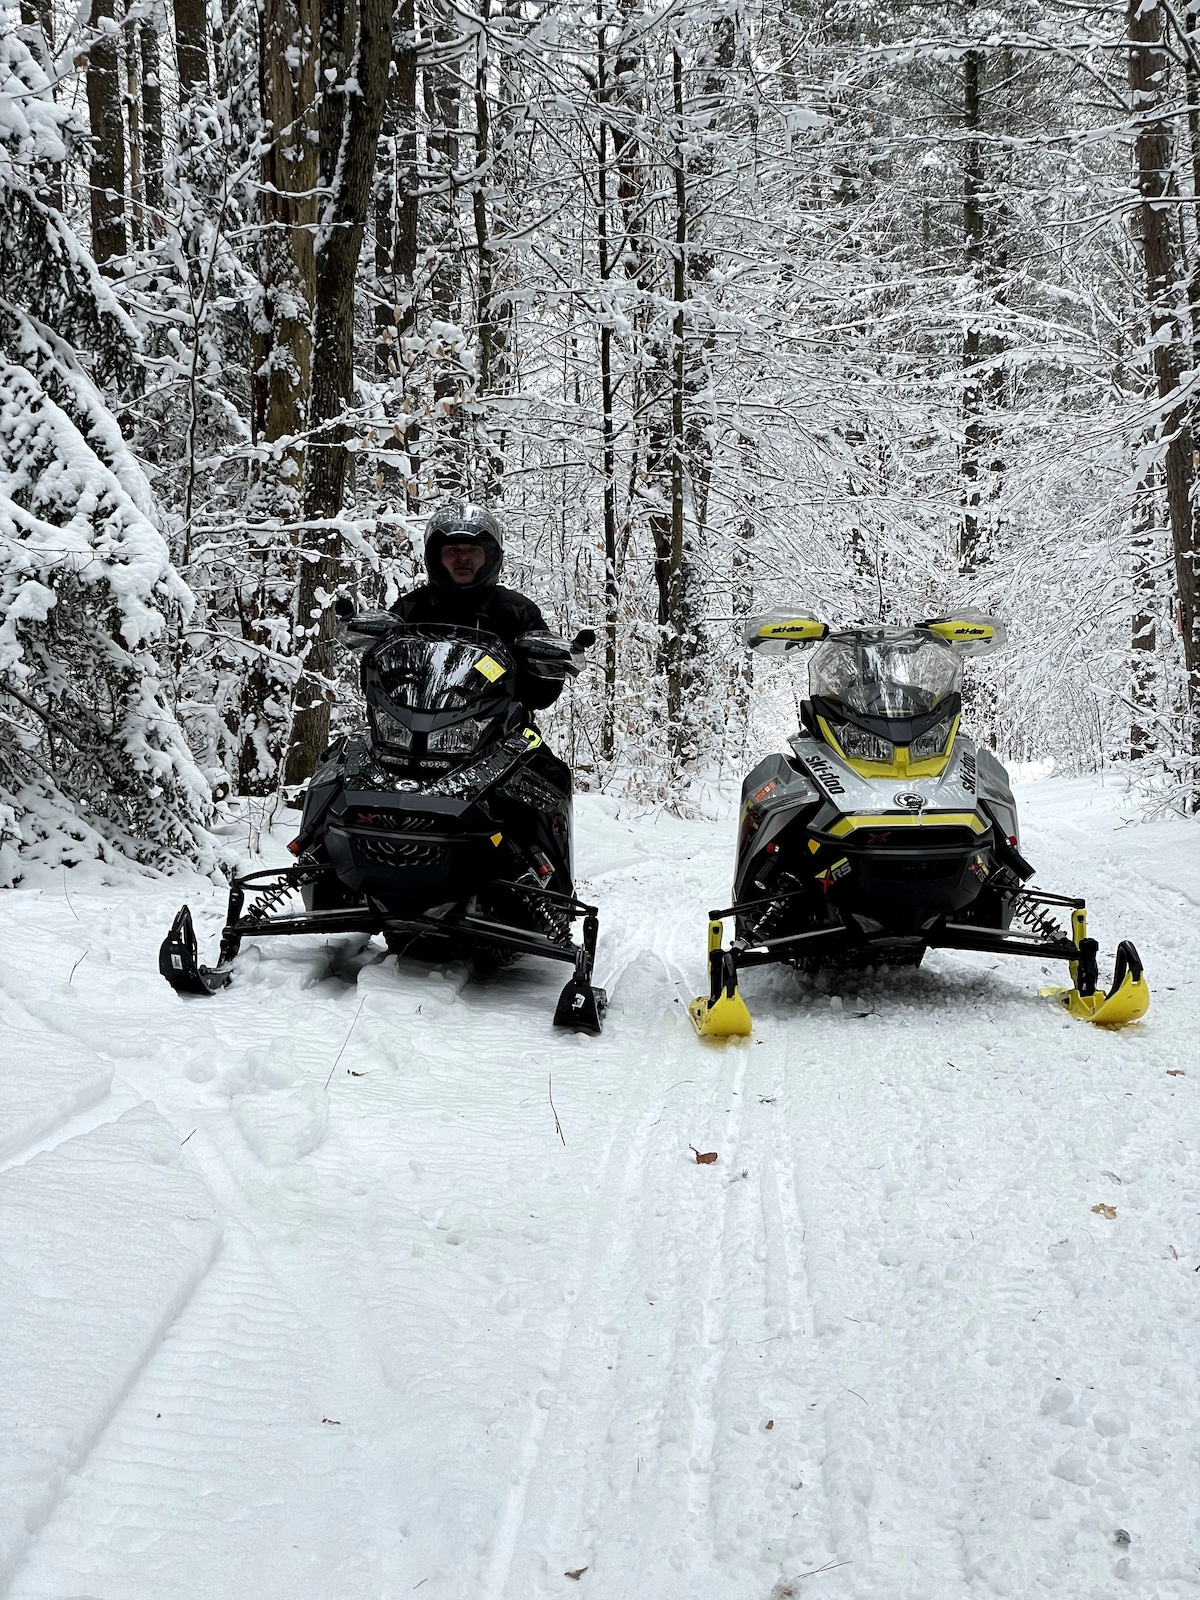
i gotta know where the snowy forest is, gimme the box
[2,0,1199,876]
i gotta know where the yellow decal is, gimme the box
[757,617,828,642]
[490,832,503,846]
[927,619,995,643]
[475,654,506,682]
[522,727,543,749]
[827,812,987,838]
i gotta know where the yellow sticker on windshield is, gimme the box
[475,655,505,682]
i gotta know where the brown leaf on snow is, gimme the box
[1091,1203,1117,1220]
[689,1144,718,1165]
[1167,1069,1186,1077]
[321,1417,341,1425]
[565,1568,588,1580]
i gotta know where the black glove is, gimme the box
[513,630,581,681]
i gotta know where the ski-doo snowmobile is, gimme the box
[160,612,607,1032]
[690,609,1149,1037]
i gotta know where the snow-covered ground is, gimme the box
[1,774,1197,1600]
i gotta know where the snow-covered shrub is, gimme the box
[0,15,212,882]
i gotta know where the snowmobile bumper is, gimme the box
[689,918,754,1038]
[159,863,607,1033]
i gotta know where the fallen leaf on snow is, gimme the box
[565,1568,588,1580]
[765,1419,774,1430]
[689,1144,718,1165]
[1091,1203,1117,1220]
[348,1070,365,1077]
[1167,1069,1185,1077]
[321,1417,341,1425]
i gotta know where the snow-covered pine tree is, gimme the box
[0,12,212,882]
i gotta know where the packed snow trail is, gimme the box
[0,775,1197,1599]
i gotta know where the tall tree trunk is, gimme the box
[240,0,319,793]
[472,0,510,498]
[374,0,420,507]
[597,3,619,762]
[285,0,396,788]
[1128,0,1200,749]
[665,47,690,757]
[1130,471,1157,760]
[86,0,127,270]
[424,0,465,493]
[174,0,209,89]
[140,14,164,221]
[125,13,145,250]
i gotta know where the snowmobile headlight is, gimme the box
[830,718,893,763]
[426,716,488,754]
[910,714,954,762]
[373,710,413,751]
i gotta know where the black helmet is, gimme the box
[424,502,504,593]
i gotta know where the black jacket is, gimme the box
[389,583,564,711]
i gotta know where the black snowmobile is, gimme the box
[690,609,1149,1037]
[160,612,607,1032]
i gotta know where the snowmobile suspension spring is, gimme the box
[1012,892,1068,945]
[246,864,325,924]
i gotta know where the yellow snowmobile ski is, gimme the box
[690,918,753,1038]
[1038,909,1149,1028]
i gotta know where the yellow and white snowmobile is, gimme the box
[690,610,1149,1038]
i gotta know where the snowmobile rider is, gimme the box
[389,503,568,713]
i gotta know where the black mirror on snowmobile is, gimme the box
[334,594,355,620]
[744,610,829,655]
[571,629,597,653]
[917,611,1006,656]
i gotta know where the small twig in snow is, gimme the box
[180,1129,196,1147]
[325,998,365,1090]
[62,867,79,921]
[68,949,89,984]
[549,1074,566,1145]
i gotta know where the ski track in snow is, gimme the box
[0,775,1197,1599]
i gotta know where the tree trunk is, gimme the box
[597,4,618,763]
[140,15,164,221]
[1130,472,1157,760]
[174,0,209,90]
[86,0,127,270]
[424,0,466,494]
[665,48,689,758]
[374,0,420,507]
[125,13,145,250]
[240,0,319,792]
[285,0,396,788]
[1128,0,1200,746]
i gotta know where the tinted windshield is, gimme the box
[810,631,961,718]
[372,630,516,713]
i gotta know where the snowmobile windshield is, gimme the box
[373,629,516,713]
[809,631,961,719]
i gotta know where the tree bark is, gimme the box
[424,0,466,493]
[86,0,127,270]
[140,15,164,220]
[1128,0,1200,744]
[597,4,619,762]
[374,0,420,507]
[285,0,396,788]
[174,0,209,90]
